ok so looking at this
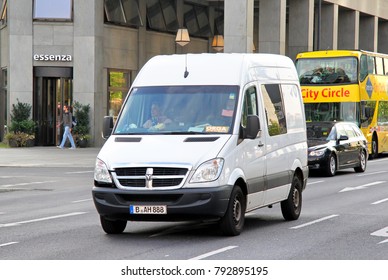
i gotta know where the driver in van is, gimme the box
[143,103,171,129]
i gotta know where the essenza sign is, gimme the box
[33,54,72,62]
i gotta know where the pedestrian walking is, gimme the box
[57,104,76,149]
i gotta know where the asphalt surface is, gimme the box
[0,147,100,168]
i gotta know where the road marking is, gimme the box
[357,171,387,177]
[339,181,386,193]
[189,246,238,260]
[72,198,92,203]
[371,226,388,244]
[0,242,18,247]
[307,180,325,185]
[0,180,57,188]
[290,214,339,229]
[371,198,388,205]
[65,171,94,174]
[0,176,26,179]
[0,212,87,228]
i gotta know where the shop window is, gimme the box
[104,0,142,27]
[184,3,211,38]
[146,0,178,33]
[108,70,130,122]
[0,0,7,26]
[33,0,72,20]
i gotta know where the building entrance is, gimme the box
[33,67,73,146]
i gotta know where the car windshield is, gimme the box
[114,85,239,135]
[296,57,358,85]
[307,123,336,141]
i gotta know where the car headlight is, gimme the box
[309,150,325,157]
[190,158,224,183]
[94,158,112,183]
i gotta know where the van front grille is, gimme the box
[113,166,189,189]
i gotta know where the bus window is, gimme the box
[384,58,388,75]
[360,100,376,128]
[360,55,375,81]
[377,101,388,125]
[376,57,384,75]
[296,57,357,84]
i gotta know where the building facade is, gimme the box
[1,0,388,147]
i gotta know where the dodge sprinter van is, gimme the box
[93,53,308,236]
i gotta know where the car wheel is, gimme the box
[354,150,367,173]
[281,175,302,221]
[369,136,378,159]
[219,185,246,236]
[100,216,127,234]
[325,154,336,177]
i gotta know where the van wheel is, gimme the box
[325,154,336,177]
[354,150,367,173]
[100,216,127,234]
[281,175,302,221]
[219,185,246,236]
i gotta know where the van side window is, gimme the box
[261,84,287,136]
[241,86,258,127]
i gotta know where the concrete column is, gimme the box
[138,1,147,69]
[360,15,378,52]
[258,0,286,54]
[338,9,359,49]
[224,0,254,53]
[288,0,314,61]
[8,0,33,107]
[74,0,103,146]
[321,3,338,50]
[378,21,388,53]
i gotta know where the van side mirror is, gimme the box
[245,115,261,139]
[102,116,114,139]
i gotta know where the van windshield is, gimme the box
[114,86,239,135]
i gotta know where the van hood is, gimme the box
[97,134,232,170]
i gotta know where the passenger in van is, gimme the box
[143,103,171,130]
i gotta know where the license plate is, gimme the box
[130,205,167,214]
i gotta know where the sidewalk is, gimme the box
[0,147,101,168]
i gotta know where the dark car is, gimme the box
[307,121,368,176]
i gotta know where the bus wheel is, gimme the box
[369,136,378,159]
[219,185,246,236]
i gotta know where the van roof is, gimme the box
[133,53,298,87]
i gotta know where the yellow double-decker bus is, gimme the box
[296,50,388,158]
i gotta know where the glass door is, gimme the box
[33,67,73,146]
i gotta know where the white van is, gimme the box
[93,53,308,236]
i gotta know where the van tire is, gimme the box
[219,185,246,236]
[100,216,127,234]
[281,175,302,221]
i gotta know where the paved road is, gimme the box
[0,147,100,168]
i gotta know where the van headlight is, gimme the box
[94,158,112,183]
[190,158,224,183]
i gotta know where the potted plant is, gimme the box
[72,101,91,148]
[6,100,36,147]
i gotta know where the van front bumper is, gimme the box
[92,185,233,221]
